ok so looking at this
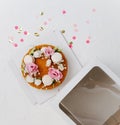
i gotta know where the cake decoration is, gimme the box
[21,44,68,90]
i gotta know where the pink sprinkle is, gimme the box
[72,36,77,40]
[13,43,18,47]
[92,8,96,12]
[20,38,24,42]
[69,44,73,48]
[48,18,52,22]
[86,39,90,44]
[86,20,90,24]
[43,21,48,25]
[74,29,79,32]
[73,24,77,27]
[15,26,19,30]
[24,31,28,35]
[62,10,66,14]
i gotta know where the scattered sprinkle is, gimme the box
[13,43,18,47]
[62,10,66,14]
[40,12,44,16]
[48,18,52,22]
[61,30,65,34]
[68,42,73,48]
[34,32,40,37]
[74,29,79,32]
[20,38,24,42]
[24,31,29,35]
[72,36,77,40]
[43,21,48,25]
[39,26,44,31]
[73,24,77,27]
[86,39,90,44]
[9,39,13,43]
[92,8,96,12]
[86,20,90,24]
[15,26,19,30]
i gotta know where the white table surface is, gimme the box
[1,0,120,125]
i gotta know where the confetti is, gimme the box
[86,39,90,44]
[40,12,44,16]
[73,24,77,27]
[24,31,29,35]
[68,42,73,48]
[61,30,65,34]
[39,26,44,31]
[48,18,52,22]
[86,20,90,24]
[62,10,66,14]
[74,29,79,32]
[92,8,96,12]
[20,38,24,42]
[43,21,48,25]
[34,32,40,37]
[15,26,19,30]
[13,43,18,47]
[72,36,77,40]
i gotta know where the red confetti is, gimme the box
[72,36,77,40]
[15,26,19,30]
[62,10,66,14]
[20,38,24,42]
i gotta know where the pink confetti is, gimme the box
[92,8,96,12]
[62,10,66,14]
[68,42,73,48]
[43,21,48,25]
[15,26,19,30]
[86,39,90,44]
[13,43,18,47]
[72,36,77,40]
[24,31,28,35]
[86,20,90,24]
[74,29,79,32]
[73,24,77,27]
[69,44,73,48]
[48,18,52,22]
[20,38,24,42]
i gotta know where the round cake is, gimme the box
[21,44,68,90]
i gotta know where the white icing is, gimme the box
[58,64,64,71]
[25,75,34,83]
[24,55,34,64]
[46,59,51,67]
[41,47,46,53]
[51,52,62,63]
[34,79,42,86]
[42,75,53,86]
[33,50,41,58]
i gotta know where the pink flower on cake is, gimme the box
[25,63,39,76]
[43,46,54,57]
[48,67,63,81]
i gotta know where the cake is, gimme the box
[21,44,68,90]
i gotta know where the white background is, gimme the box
[0,0,120,125]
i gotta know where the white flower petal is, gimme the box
[42,75,53,86]
[34,79,42,86]
[51,52,62,63]
[25,75,34,83]
[24,55,34,64]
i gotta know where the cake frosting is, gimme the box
[21,44,68,90]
